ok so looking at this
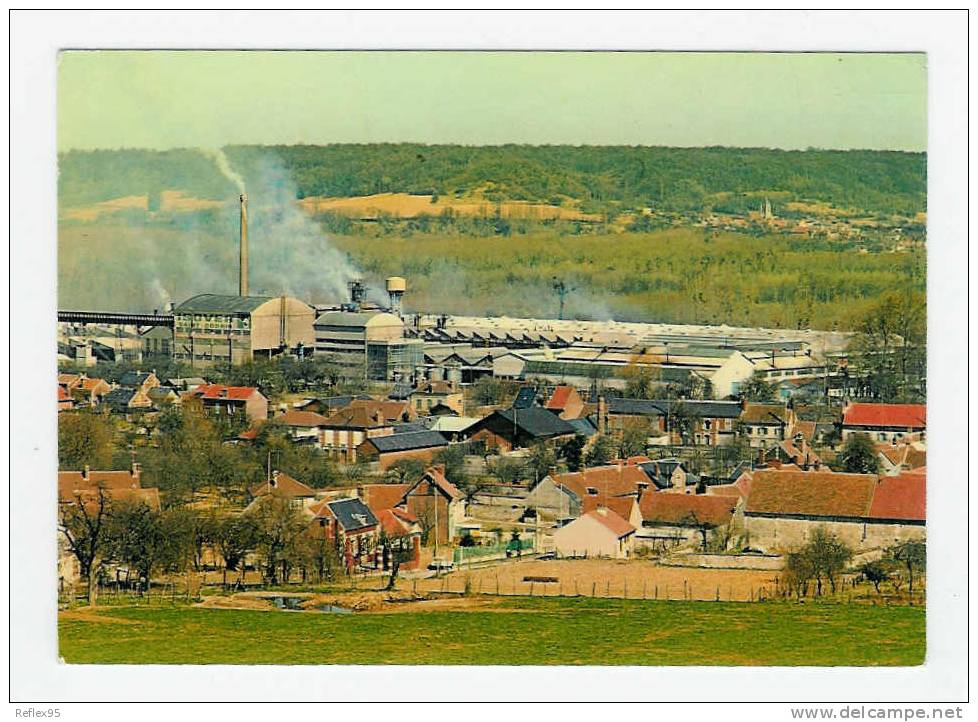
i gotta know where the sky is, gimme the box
[58,51,927,152]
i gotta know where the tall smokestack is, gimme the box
[239,193,249,296]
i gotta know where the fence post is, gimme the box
[496,576,499,595]
[624,580,628,599]
[606,580,610,597]
[592,582,596,597]
[716,586,720,602]
[530,582,534,597]
[654,584,658,600]
[643,581,647,600]
[683,579,688,600]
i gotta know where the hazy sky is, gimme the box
[58,51,926,151]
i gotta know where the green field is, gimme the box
[59,597,925,666]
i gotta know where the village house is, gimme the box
[320,403,396,463]
[632,457,696,493]
[118,370,161,394]
[60,374,112,407]
[294,394,373,416]
[635,492,739,552]
[553,507,636,559]
[739,402,796,449]
[545,385,586,420]
[596,396,743,447]
[463,406,577,452]
[309,497,381,572]
[525,464,648,522]
[743,469,925,552]
[400,466,466,550]
[58,386,75,412]
[184,384,269,424]
[408,380,464,416]
[773,432,823,470]
[356,429,449,470]
[247,470,318,512]
[842,402,926,442]
[876,438,926,476]
[102,386,154,420]
[271,409,332,447]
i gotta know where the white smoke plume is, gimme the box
[201,148,246,194]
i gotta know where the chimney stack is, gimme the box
[239,193,249,296]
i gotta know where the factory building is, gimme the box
[172,294,315,367]
[314,309,422,381]
[314,277,423,382]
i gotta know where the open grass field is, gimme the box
[59,596,925,666]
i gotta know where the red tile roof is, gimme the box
[639,492,737,527]
[583,508,635,538]
[868,471,925,522]
[552,465,647,500]
[745,470,877,519]
[581,494,637,522]
[250,471,316,499]
[360,483,411,511]
[193,384,262,401]
[58,386,70,402]
[58,470,140,500]
[376,507,418,537]
[412,467,463,501]
[843,403,926,429]
[546,385,574,410]
[276,410,330,427]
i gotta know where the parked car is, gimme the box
[427,559,454,572]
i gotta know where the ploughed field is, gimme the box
[59,596,925,666]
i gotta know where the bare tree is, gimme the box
[59,486,113,606]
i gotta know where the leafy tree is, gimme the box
[487,456,525,485]
[59,412,115,470]
[525,443,556,484]
[215,515,259,584]
[787,527,853,596]
[470,375,508,407]
[858,559,892,594]
[432,445,468,486]
[106,502,183,593]
[888,539,926,594]
[840,433,880,474]
[559,435,586,472]
[618,418,651,458]
[738,377,777,403]
[621,356,661,399]
[385,458,426,484]
[584,434,614,467]
[247,495,310,585]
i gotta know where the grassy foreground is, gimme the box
[59,597,925,666]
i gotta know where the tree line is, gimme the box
[59,144,926,217]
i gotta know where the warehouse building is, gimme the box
[314,309,423,381]
[172,294,315,367]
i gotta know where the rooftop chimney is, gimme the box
[239,194,248,296]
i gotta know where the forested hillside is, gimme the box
[59,144,926,217]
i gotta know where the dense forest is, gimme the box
[59,144,926,217]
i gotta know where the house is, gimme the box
[775,376,825,401]
[103,386,154,418]
[272,409,332,447]
[525,464,648,522]
[374,507,423,570]
[357,483,413,512]
[635,492,738,552]
[553,508,635,559]
[345,398,415,424]
[356,429,449,470]
[463,406,576,452]
[512,386,542,410]
[185,384,269,424]
[147,386,180,409]
[423,415,481,442]
[545,385,585,420]
[247,470,318,511]
[320,404,395,463]
[876,439,927,476]
[58,386,75,412]
[739,402,795,449]
[293,394,373,416]
[633,457,695,493]
[66,376,112,407]
[595,397,743,447]
[774,432,822,470]
[118,371,160,394]
[842,403,926,442]
[58,463,161,511]
[163,377,209,393]
[743,469,925,552]
[308,497,381,572]
[400,466,466,548]
[409,380,464,416]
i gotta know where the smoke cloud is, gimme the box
[200,148,245,194]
